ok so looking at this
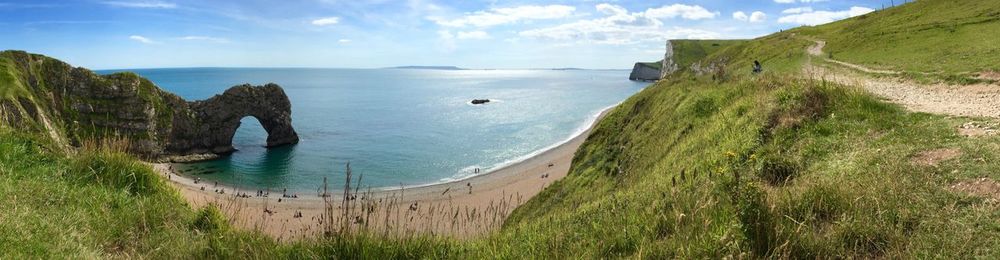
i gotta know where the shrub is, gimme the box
[757,156,799,186]
[191,205,228,233]
[68,149,166,195]
[784,183,849,225]
[730,181,777,256]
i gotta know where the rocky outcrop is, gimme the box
[167,84,299,156]
[629,63,661,81]
[0,50,299,161]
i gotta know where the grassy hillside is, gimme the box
[670,40,748,71]
[495,73,1000,257]
[796,0,1000,76]
[0,131,280,258]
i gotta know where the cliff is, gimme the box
[657,39,748,78]
[628,62,662,81]
[0,50,298,162]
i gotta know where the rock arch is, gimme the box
[166,83,299,156]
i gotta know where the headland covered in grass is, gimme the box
[3,0,1000,257]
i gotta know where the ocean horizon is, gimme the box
[98,68,648,191]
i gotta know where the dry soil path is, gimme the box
[805,39,1000,118]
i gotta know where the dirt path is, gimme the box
[804,39,1000,118]
[807,39,901,75]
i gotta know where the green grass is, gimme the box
[488,74,1000,257]
[638,61,662,70]
[671,39,748,70]
[0,131,301,258]
[0,55,28,99]
[796,0,1000,76]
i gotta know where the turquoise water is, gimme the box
[103,68,647,191]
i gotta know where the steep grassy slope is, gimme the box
[0,131,287,258]
[796,0,1000,75]
[670,39,748,71]
[493,74,1000,258]
[491,0,1000,257]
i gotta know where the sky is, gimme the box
[0,0,894,69]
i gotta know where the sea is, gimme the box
[99,68,648,192]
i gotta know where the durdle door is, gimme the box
[0,50,299,163]
[165,83,300,160]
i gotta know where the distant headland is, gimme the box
[387,66,465,70]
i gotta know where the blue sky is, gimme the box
[0,0,892,69]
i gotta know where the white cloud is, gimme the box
[178,36,229,43]
[644,4,719,20]
[338,39,351,43]
[456,30,491,40]
[519,4,720,45]
[774,0,796,3]
[782,7,813,14]
[428,5,575,28]
[596,3,627,15]
[311,17,340,26]
[128,35,158,44]
[101,1,176,9]
[749,11,767,23]
[778,6,874,26]
[734,11,766,23]
[733,11,748,21]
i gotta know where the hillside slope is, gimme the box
[493,0,1000,257]
[796,0,1000,78]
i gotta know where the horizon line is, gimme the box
[93,66,633,71]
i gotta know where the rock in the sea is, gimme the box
[471,99,490,105]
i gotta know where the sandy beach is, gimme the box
[154,108,613,241]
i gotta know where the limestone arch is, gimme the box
[166,83,299,156]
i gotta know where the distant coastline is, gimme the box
[385,66,631,71]
[386,66,465,70]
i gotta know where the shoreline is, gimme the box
[389,103,618,192]
[154,106,616,240]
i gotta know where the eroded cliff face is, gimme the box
[629,63,661,81]
[661,40,679,78]
[0,50,299,162]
